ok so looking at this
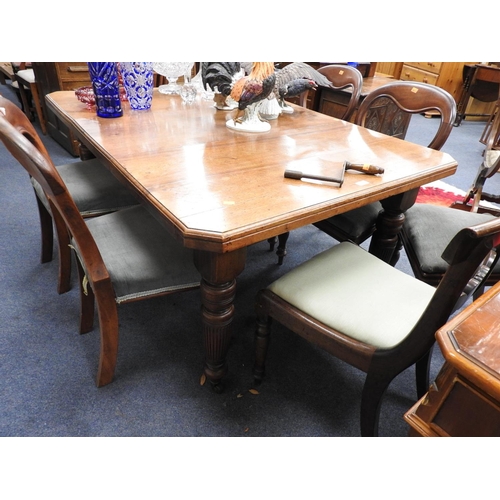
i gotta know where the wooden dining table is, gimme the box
[46,89,458,390]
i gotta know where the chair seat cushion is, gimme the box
[15,68,35,83]
[318,202,382,240]
[31,158,138,216]
[77,205,200,303]
[267,241,435,349]
[403,204,498,274]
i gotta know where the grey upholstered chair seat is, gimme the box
[403,204,499,275]
[73,205,200,304]
[316,202,382,241]
[267,241,435,349]
[31,158,138,216]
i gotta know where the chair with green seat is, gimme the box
[254,217,500,436]
[0,94,138,294]
[312,81,457,254]
[0,97,201,387]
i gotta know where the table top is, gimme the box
[46,89,457,254]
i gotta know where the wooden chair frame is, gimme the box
[0,97,200,387]
[313,81,457,250]
[269,64,364,264]
[254,218,500,436]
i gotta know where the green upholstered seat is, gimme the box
[267,241,435,349]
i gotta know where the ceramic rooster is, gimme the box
[202,62,243,110]
[202,62,276,132]
[260,62,333,119]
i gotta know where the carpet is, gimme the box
[416,180,467,207]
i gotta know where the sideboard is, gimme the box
[33,62,91,156]
[404,280,500,436]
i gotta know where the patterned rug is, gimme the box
[416,180,467,207]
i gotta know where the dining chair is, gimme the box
[268,64,364,264]
[13,63,47,135]
[0,95,139,295]
[253,217,500,436]
[0,98,201,387]
[400,204,500,299]
[301,63,364,121]
[312,81,457,255]
[401,120,500,298]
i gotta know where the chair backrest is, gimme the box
[0,95,110,285]
[402,216,500,360]
[314,64,363,121]
[0,93,49,156]
[355,81,457,151]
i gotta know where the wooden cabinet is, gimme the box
[400,63,440,86]
[33,62,91,156]
[399,62,468,104]
[378,62,496,120]
[405,280,500,436]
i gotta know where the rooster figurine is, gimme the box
[201,62,243,110]
[260,62,333,119]
[202,62,276,132]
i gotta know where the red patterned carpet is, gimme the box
[416,180,466,207]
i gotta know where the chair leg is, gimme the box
[276,232,290,265]
[415,346,434,399]
[360,373,392,437]
[268,232,290,264]
[34,194,53,264]
[29,82,47,135]
[94,290,120,387]
[77,258,120,387]
[254,303,273,384]
[16,82,34,121]
[76,257,95,334]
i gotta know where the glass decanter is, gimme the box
[153,62,194,95]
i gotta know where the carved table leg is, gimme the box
[194,248,247,391]
[369,188,419,264]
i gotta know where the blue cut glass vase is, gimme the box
[119,62,154,110]
[87,62,123,118]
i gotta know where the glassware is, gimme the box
[75,86,96,109]
[191,65,214,101]
[153,62,194,95]
[180,73,197,104]
[87,62,123,118]
[119,62,154,110]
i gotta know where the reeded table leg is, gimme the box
[194,248,247,390]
